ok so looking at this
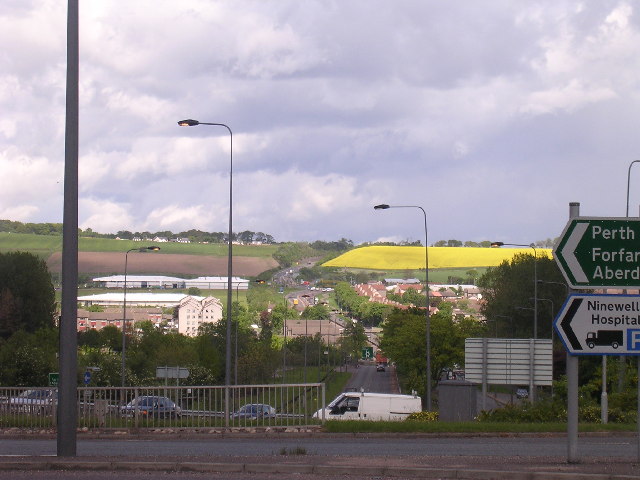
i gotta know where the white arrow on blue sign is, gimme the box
[554,294,640,355]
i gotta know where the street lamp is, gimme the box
[491,242,538,339]
[625,160,640,216]
[374,203,431,411]
[178,119,233,425]
[121,246,160,388]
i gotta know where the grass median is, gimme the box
[322,420,637,434]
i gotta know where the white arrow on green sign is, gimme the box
[554,217,640,289]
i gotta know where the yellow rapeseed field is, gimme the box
[322,246,553,270]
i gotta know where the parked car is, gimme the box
[233,403,276,420]
[516,388,529,399]
[120,396,181,419]
[9,389,57,414]
[376,364,385,372]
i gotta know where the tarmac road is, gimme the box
[0,433,639,479]
[0,433,637,458]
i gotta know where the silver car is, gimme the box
[233,403,276,420]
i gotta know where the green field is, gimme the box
[0,232,62,259]
[0,232,278,258]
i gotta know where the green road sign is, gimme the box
[48,372,59,387]
[554,217,640,289]
[361,347,373,360]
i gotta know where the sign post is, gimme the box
[555,294,640,355]
[554,209,640,462]
[48,373,59,388]
[554,217,640,289]
[361,347,373,360]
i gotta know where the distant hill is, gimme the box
[0,232,278,277]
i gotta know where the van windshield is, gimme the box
[327,394,345,408]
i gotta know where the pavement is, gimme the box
[0,432,639,479]
[0,454,639,479]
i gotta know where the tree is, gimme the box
[0,252,55,339]
[338,319,368,365]
[187,287,202,296]
[0,329,58,386]
[301,304,330,319]
[381,303,485,400]
[477,254,566,339]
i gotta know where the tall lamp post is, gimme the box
[178,119,233,425]
[491,242,538,339]
[624,160,640,396]
[121,246,160,388]
[374,203,431,411]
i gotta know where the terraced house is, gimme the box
[178,296,223,337]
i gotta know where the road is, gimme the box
[0,434,637,458]
[344,364,399,394]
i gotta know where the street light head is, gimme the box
[177,119,200,127]
[490,242,504,247]
[374,204,390,210]
[146,246,161,251]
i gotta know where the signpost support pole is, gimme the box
[481,338,487,412]
[637,356,640,461]
[567,202,580,463]
[601,356,608,424]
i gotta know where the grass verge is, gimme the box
[322,420,638,433]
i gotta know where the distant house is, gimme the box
[153,236,169,243]
[177,296,223,337]
[76,307,173,332]
[171,237,190,243]
[384,278,421,285]
[392,284,424,296]
[132,237,142,242]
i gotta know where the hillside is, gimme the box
[0,232,279,277]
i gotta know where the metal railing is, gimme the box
[0,383,326,430]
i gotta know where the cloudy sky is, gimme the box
[2,1,640,245]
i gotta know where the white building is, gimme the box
[178,296,223,337]
[184,276,249,290]
[92,275,250,290]
[77,293,194,307]
[92,275,185,289]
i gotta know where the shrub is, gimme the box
[477,400,565,423]
[406,411,439,422]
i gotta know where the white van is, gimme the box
[313,392,421,421]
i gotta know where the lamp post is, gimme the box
[624,161,640,398]
[491,242,538,339]
[178,119,233,425]
[121,246,160,388]
[535,297,556,399]
[625,160,640,216]
[58,0,79,457]
[374,203,431,411]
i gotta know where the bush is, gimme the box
[477,400,565,423]
[477,398,636,424]
[406,411,439,422]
